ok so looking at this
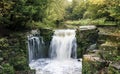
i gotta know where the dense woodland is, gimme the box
[0,0,120,30]
[0,0,120,74]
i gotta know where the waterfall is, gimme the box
[28,29,82,74]
[27,30,45,63]
[49,29,77,60]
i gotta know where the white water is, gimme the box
[27,33,45,63]
[28,29,82,74]
[49,30,77,60]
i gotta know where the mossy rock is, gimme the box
[82,60,108,74]
[76,26,99,58]
[39,28,53,57]
[15,70,35,74]
[108,66,120,74]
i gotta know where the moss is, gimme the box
[76,28,98,58]
[108,66,120,74]
[98,38,119,60]
[82,60,115,74]
[1,63,15,74]
[39,28,53,57]
[82,60,102,74]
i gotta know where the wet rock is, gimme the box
[78,58,82,62]
[87,44,97,50]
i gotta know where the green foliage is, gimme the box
[108,66,120,74]
[65,0,87,20]
[0,39,15,74]
[106,0,120,21]
[82,60,102,74]
[116,56,120,61]
[82,60,93,74]
[0,32,29,73]
[0,0,14,27]
[83,60,120,74]
[0,0,69,30]
[0,38,9,47]
[12,56,28,70]
[1,63,15,74]
[46,0,66,21]
[83,1,107,19]
[25,21,56,29]
[0,0,120,29]
[66,0,120,25]
[71,0,87,20]
[99,49,120,61]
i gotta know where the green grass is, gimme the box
[65,18,117,26]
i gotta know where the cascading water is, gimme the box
[27,30,45,63]
[49,30,77,60]
[28,29,82,74]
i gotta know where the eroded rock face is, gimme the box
[76,25,99,58]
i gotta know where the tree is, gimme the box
[83,0,110,19]
[45,0,68,22]
[0,0,14,27]
[106,0,120,24]
[0,0,51,29]
[72,0,87,20]
[66,0,87,20]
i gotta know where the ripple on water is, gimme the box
[29,59,82,74]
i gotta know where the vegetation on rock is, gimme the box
[0,0,120,73]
